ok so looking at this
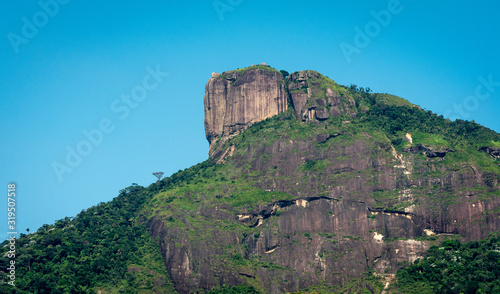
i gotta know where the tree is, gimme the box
[153,172,164,182]
[279,70,289,79]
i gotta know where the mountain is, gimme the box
[204,65,288,157]
[2,64,500,293]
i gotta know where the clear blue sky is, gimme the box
[1,0,499,240]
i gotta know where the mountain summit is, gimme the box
[204,65,288,157]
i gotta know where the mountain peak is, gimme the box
[203,65,379,157]
[204,65,288,157]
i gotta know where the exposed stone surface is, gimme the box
[287,71,359,120]
[403,144,455,158]
[316,98,327,106]
[316,133,340,143]
[479,146,500,159]
[204,68,362,158]
[421,145,455,158]
[204,67,288,156]
[152,133,500,293]
[155,66,500,293]
[229,137,500,241]
[330,106,341,116]
[314,107,329,120]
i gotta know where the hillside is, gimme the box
[0,185,177,293]
[1,65,500,293]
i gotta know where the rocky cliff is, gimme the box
[204,65,288,157]
[146,65,500,293]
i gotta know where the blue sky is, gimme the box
[1,0,499,240]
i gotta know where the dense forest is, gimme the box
[394,234,500,293]
[0,184,176,293]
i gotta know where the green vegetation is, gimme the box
[490,140,500,148]
[280,69,289,79]
[202,284,261,294]
[0,185,176,294]
[234,64,278,74]
[393,233,500,293]
[359,101,500,149]
[374,93,413,108]
[317,233,336,239]
[300,159,330,173]
[292,269,385,293]
[217,65,279,79]
[411,132,449,147]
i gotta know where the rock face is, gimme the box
[153,65,500,293]
[149,197,431,293]
[204,67,288,157]
[286,71,359,121]
[152,132,500,293]
[479,146,500,159]
[403,144,455,158]
[203,67,357,157]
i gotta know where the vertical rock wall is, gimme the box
[204,67,288,157]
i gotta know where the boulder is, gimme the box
[316,133,340,143]
[315,107,329,120]
[330,106,341,117]
[316,98,327,106]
